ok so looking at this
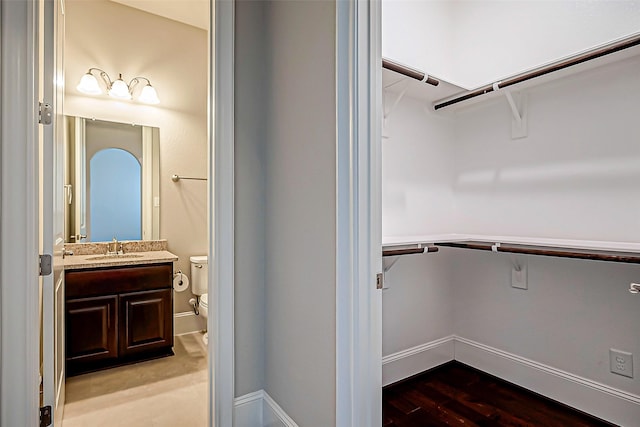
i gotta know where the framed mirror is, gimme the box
[64,116,160,243]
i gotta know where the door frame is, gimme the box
[211,0,235,425]
[0,0,237,425]
[0,0,41,425]
[335,0,382,425]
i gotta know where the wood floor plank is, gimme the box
[460,373,609,427]
[424,378,538,427]
[415,381,493,424]
[420,365,607,426]
[404,388,481,426]
[452,377,571,427]
[385,389,422,415]
[383,362,616,427]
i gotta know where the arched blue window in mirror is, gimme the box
[90,148,141,242]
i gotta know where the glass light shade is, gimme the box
[108,78,132,99]
[77,72,102,95]
[138,84,160,104]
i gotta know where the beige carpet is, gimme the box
[63,332,208,427]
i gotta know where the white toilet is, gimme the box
[190,255,209,344]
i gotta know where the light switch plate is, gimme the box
[511,262,527,289]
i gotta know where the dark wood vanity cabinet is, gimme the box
[65,263,174,376]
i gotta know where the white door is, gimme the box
[41,0,66,424]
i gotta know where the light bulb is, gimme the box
[108,75,132,99]
[77,72,102,95]
[138,84,160,104]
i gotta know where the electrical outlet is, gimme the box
[610,349,633,378]
[511,262,527,289]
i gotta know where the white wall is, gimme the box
[382,95,456,238]
[450,0,640,88]
[383,253,454,356]
[382,0,455,83]
[382,251,454,350]
[64,0,208,313]
[452,249,640,397]
[383,0,640,88]
[262,1,337,425]
[452,52,640,243]
[234,0,267,398]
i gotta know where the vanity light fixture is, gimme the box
[77,68,160,104]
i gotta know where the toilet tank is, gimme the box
[189,255,208,296]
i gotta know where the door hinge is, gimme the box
[40,405,52,427]
[39,102,52,125]
[376,272,384,290]
[39,254,52,276]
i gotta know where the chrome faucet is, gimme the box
[62,247,74,259]
[107,237,123,255]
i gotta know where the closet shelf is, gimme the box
[383,234,640,264]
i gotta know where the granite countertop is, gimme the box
[63,240,178,270]
[64,250,178,270]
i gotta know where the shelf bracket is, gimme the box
[381,256,400,290]
[493,83,528,139]
[383,80,410,140]
[381,244,440,288]
[383,256,400,273]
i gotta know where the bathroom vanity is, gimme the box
[64,242,178,376]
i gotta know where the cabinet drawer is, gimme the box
[66,263,172,298]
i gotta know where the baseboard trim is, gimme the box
[263,391,299,427]
[174,311,205,336]
[382,335,455,386]
[233,390,299,427]
[234,391,264,427]
[454,336,640,426]
[235,390,264,406]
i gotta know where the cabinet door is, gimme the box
[66,295,118,364]
[119,289,173,356]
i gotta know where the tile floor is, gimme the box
[62,332,208,427]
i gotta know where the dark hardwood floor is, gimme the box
[383,362,616,427]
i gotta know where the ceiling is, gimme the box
[110,0,209,30]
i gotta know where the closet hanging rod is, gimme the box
[434,32,640,110]
[436,241,640,265]
[171,174,207,182]
[383,58,440,87]
[383,246,439,257]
